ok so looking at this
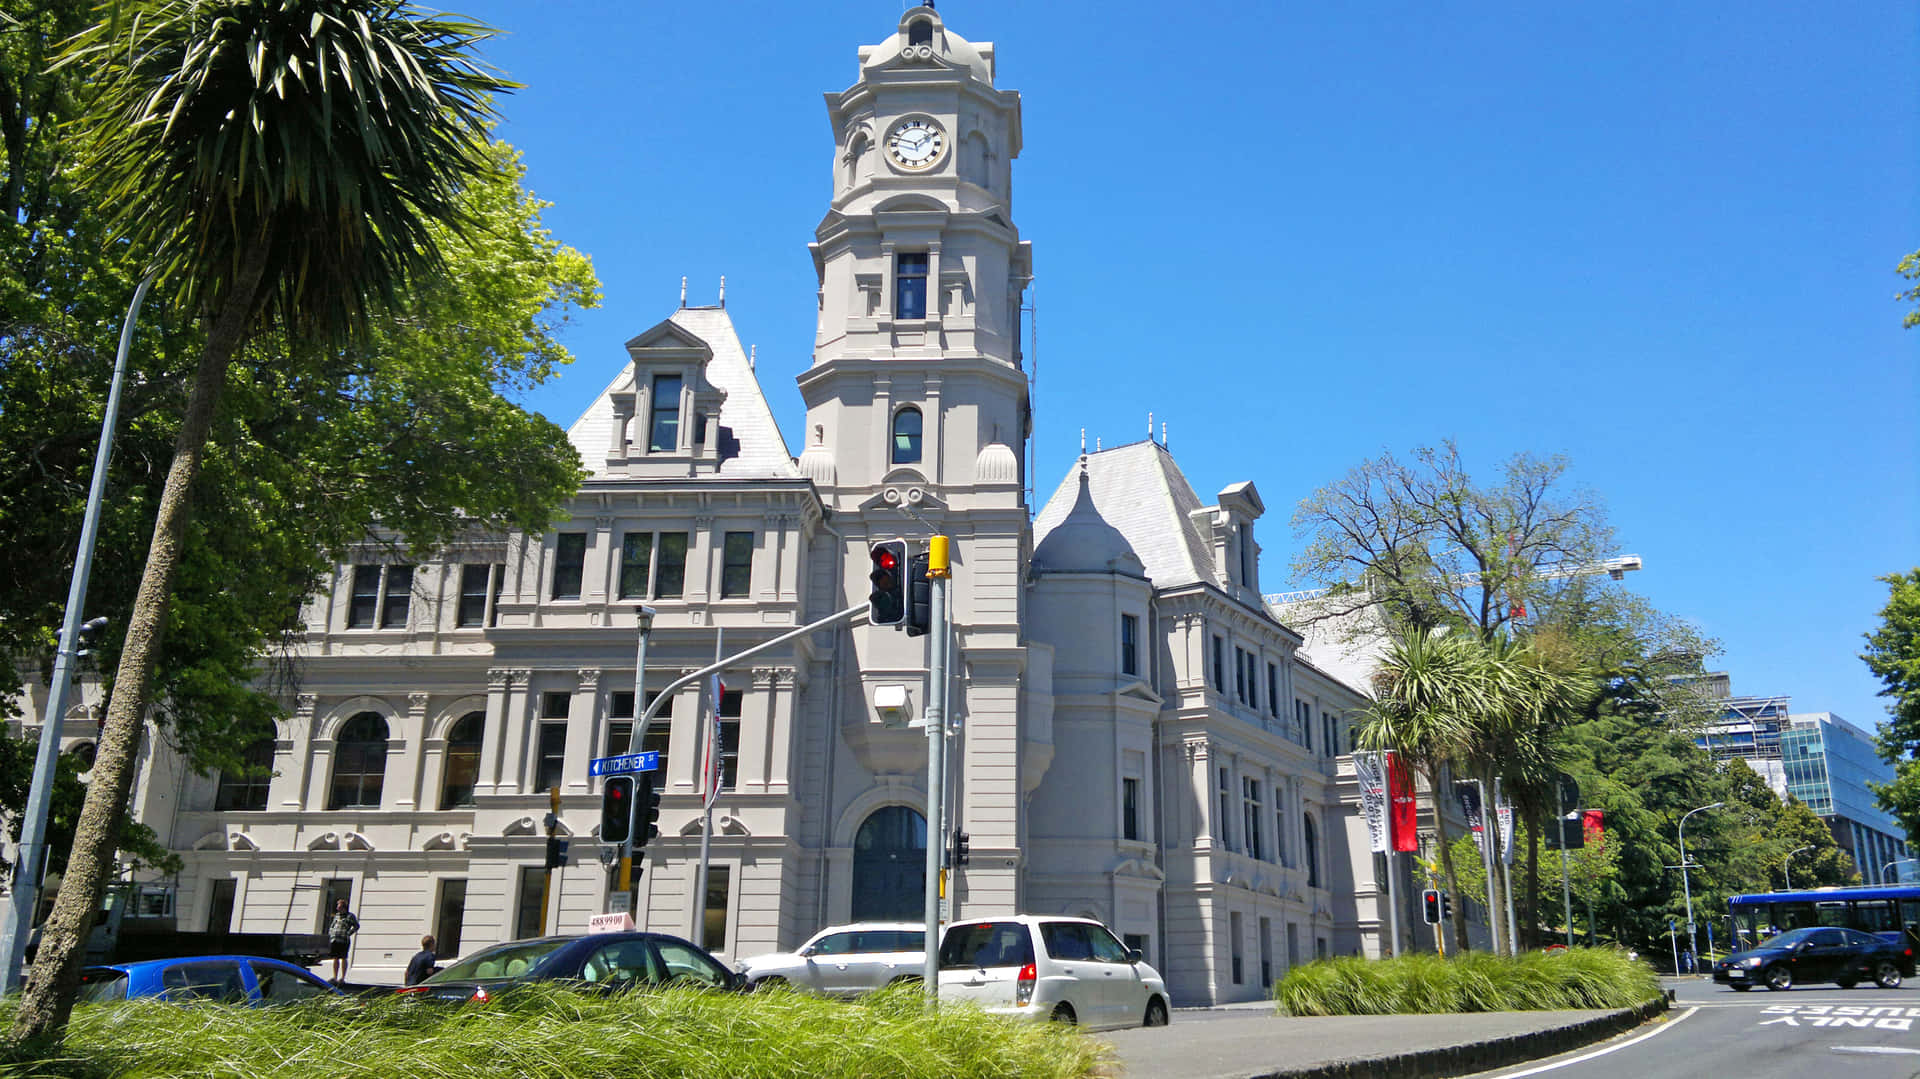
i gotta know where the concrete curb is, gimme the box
[1254,995,1672,1079]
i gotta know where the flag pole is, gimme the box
[694,627,723,949]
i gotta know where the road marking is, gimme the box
[1483,1007,1699,1078]
[1832,1046,1920,1055]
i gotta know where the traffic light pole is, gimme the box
[618,606,657,900]
[921,537,950,1001]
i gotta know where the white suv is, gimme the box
[736,922,927,996]
[937,915,1170,1030]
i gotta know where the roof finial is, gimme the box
[719,275,726,308]
[1148,411,1154,442]
[1096,437,1102,451]
[1079,428,1086,453]
[749,344,756,369]
[1162,422,1168,451]
[679,276,687,308]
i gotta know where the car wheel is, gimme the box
[1730,984,1752,992]
[1876,961,1903,989]
[751,976,787,992]
[1143,997,1169,1027]
[1764,964,1793,991]
[1050,1002,1077,1025]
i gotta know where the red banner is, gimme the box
[1582,809,1604,838]
[1387,752,1419,852]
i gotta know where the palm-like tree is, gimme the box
[17,0,509,1039]
[1358,628,1486,952]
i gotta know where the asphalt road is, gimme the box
[1473,977,1920,1079]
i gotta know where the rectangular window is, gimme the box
[1217,766,1233,852]
[1324,714,1339,756]
[1122,776,1141,841]
[320,879,353,933]
[435,879,468,959]
[206,878,237,936]
[348,565,381,628]
[618,533,653,600]
[1230,911,1244,985]
[1244,777,1264,861]
[1120,614,1139,677]
[656,532,689,598]
[702,865,732,952]
[533,722,567,794]
[1296,700,1312,751]
[214,741,274,812]
[378,565,413,628]
[718,689,743,789]
[457,564,492,627]
[1211,636,1225,692]
[608,690,672,773]
[552,533,587,600]
[514,866,546,940]
[1275,801,1288,867]
[1268,663,1280,718]
[648,374,683,452]
[896,253,928,319]
[720,532,754,598]
[1259,917,1273,988]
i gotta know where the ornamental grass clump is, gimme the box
[0,982,1107,1079]
[1274,947,1659,1016]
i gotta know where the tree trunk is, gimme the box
[1432,765,1470,954]
[10,245,268,1044]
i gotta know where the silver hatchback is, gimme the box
[737,922,928,996]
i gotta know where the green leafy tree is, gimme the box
[12,0,525,1041]
[1866,570,1920,839]
[1899,252,1919,330]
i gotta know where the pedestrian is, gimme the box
[405,934,438,986]
[327,898,360,982]
[1682,946,1694,974]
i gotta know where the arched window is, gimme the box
[907,18,933,47]
[215,738,274,811]
[852,806,925,921]
[1303,813,1320,890]
[440,711,484,809]
[891,406,923,464]
[329,712,389,810]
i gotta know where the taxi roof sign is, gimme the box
[588,912,635,934]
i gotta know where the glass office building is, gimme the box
[1779,713,1911,884]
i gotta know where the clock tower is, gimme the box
[796,6,1044,920]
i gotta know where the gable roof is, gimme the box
[566,307,798,480]
[1033,439,1219,591]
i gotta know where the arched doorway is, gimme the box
[852,806,926,921]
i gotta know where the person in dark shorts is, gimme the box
[327,898,360,981]
[405,935,438,986]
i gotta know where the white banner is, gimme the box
[1497,799,1515,864]
[1354,752,1389,853]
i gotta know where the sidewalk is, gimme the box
[1100,997,1669,1079]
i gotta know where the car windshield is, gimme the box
[75,969,127,1004]
[1756,928,1821,950]
[426,939,571,983]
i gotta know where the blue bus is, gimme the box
[1728,885,1920,951]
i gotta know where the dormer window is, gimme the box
[908,19,932,48]
[896,253,928,319]
[648,374,682,452]
[892,406,923,464]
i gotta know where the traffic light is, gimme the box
[1421,888,1441,925]
[869,541,906,626]
[633,774,662,851]
[73,616,109,656]
[951,830,971,867]
[544,836,568,870]
[905,551,932,637]
[600,776,635,845]
[1441,892,1453,920]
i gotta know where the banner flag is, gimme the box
[1387,753,1419,852]
[1355,752,1389,854]
[700,673,728,809]
[1496,798,1515,864]
[1582,808,1604,838]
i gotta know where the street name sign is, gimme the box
[588,751,660,777]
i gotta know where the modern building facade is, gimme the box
[8,8,1395,1005]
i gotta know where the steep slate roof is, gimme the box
[1031,461,1144,576]
[1033,439,1221,590]
[566,307,799,480]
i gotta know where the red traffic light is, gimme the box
[876,548,899,570]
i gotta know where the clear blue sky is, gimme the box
[455,2,1917,734]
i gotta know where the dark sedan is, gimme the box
[397,931,742,1003]
[1713,926,1912,991]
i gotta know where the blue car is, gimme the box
[78,955,345,1005]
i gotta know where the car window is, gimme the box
[881,930,924,952]
[652,940,729,987]
[76,969,128,1004]
[1810,928,1848,947]
[253,964,333,1002]
[1085,924,1131,963]
[428,939,570,983]
[161,960,248,1002]
[940,922,1035,969]
[1040,922,1093,961]
[583,940,660,985]
[1844,929,1884,946]
[809,932,858,956]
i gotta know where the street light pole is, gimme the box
[1678,801,1722,972]
[0,273,155,994]
[617,605,658,909]
[1784,845,1812,889]
[1881,858,1916,885]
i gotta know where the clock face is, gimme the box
[887,118,945,170]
